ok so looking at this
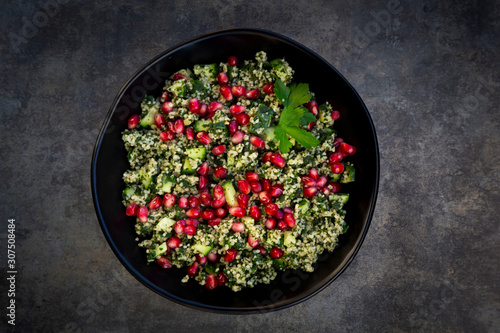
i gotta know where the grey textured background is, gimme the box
[1,0,499,332]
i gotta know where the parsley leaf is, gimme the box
[273,79,320,153]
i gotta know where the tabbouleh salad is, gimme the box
[121,51,357,291]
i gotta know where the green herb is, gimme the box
[273,79,320,153]
[249,104,273,134]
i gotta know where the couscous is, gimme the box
[121,51,356,291]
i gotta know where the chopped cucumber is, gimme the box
[155,217,176,232]
[167,79,187,97]
[297,200,309,214]
[186,147,206,160]
[122,186,135,200]
[181,157,197,175]
[154,242,168,257]
[157,173,176,193]
[340,164,355,184]
[193,64,217,80]
[194,119,211,132]
[222,181,238,207]
[249,104,273,134]
[330,172,342,182]
[330,193,349,206]
[193,243,213,256]
[284,231,296,246]
[262,127,276,142]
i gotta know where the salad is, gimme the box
[121,51,356,291]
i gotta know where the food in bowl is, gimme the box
[121,51,357,291]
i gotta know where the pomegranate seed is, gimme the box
[283,207,293,214]
[249,205,262,220]
[250,181,263,193]
[207,252,220,263]
[213,145,226,156]
[188,196,201,208]
[258,245,268,256]
[262,152,273,163]
[228,56,238,66]
[212,197,226,208]
[303,187,318,197]
[161,91,170,102]
[237,193,249,208]
[270,247,284,259]
[188,98,201,113]
[228,120,239,136]
[174,119,185,134]
[200,191,213,206]
[137,206,148,223]
[232,222,245,233]
[320,187,331,196]
[262,179,271,191]
[187,262,199,276]
[246,172,259,182]
[308,168,319,181]
[197,162,209,176]
[213,184,224,200]
[216,271,228,286]
[208,218,221,227]
[126,203,138,216]
[186,208,201,218]
[161,101,174,113]
[307,121,316,131]
[328,182,341,193]
[229,104,245,116]
[249,136,265,149]
[186,218,199,227]
[163,193,176,208]
[275,209,284,220]
[237,180,251,195]
[316,176,328,188]
[154,114,166,129]
[231,85,246,97]
[207,101,223,113]
[277,220,288,231]
[258,191,272,205]
[167,236,181,249]
[270,184,284,197]
[245,89,260,99]
[265,217,276,229]
[173,73,188,81]
[225,249,238,262]
[128,115,140,129]
[220,85,233,101]
[218,72,229,85]
[333,137,344,147]
[196,131,211,145]
[331,162,344,174]
[264,203,278,216]
[159,130,175,142]
[340,142,356,156]
[178,197,188,209]
[329,152,343,164]
[301,176,316,188]
[149,195,162,210]
[235,113,250,125]
[231,131,245,144]
[229,206,246,217]
[184,225,197,236]
[196,254,207,266]
[214,166,228,179]
[284,213,296,228]
[199,175,209,190]
[201,209,215,220]
[270,153,286,168]
[198,103,208,117]
[263,83,274,95]
[331,110,341,120]
[306,101,319,116]
[206,274,218,290]
[248,234,259,248]
[186,127,195,140]
[216,207,227,218]
[174,220,185,234]
[157,256,173,269]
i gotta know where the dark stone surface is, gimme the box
[1,0,499,332]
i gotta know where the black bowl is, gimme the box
[91,28,379,313]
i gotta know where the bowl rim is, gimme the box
[91,28,379,313]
